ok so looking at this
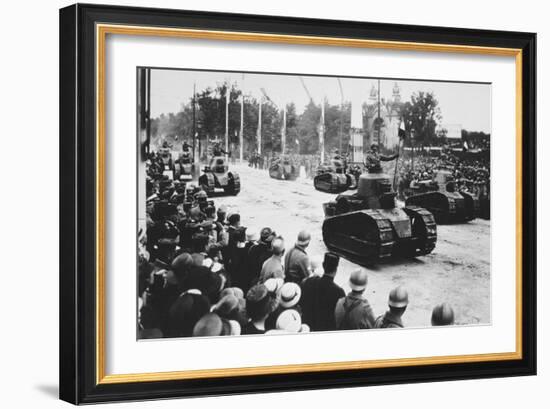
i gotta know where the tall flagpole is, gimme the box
[192,82,196,162]
[240,74,244,163]
[282,105,286,155]
[257,97,262,155]
[320,98,325,163]
[225,81,229,160]
[377,79,381,147]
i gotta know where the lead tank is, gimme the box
[322,172,436,265]
[405,169,479,223]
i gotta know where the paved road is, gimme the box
[209,164,491,328]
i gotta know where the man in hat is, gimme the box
[275,309,309,333]
[299,252,345,331]
[164,289,211,338]
[431,303,455,326]
[365,143,399,173]
[374,286,409,329]
[284,230,312,284]
[334,269,376,330]
[258,237,285,283]
[211,294,248,327]
[244,284,277,335]
[265,282,302,330]
[247,227,276,286]
[192,313,240,337]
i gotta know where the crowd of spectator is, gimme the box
[139,150,456,339]
[395,149,490,202]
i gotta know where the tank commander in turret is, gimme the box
[212,142,229,157]
[181,140,192,153]
[364,143,399,173]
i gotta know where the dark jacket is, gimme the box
[300,275,345,331]
[334,292,376,330]
[284,245,310,284]
[374,311,404,329]
[247,241,272,286]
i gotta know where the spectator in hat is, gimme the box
[374,286,409,329]
[300,252,345,331]
[225,228,246,280]
[263,277,284,297]
[431,303,455,326]
[170,252,194,291]
[247,227,276,286]
[284,230,311,284]
[184,265,225,305]
[275,309,310,333]
[190,231,210,266]
[266,282,302,330]
[258,237,285,283]
[211,294,247,327]
[192,313,240,337]
[243,284,276,335]
[164,290,211,338]
[334,269,376,330]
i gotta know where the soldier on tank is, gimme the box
[212,142,229,157]
[364,143,399,173]
[181,140,191,153]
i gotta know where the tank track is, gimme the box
[200,173,216,194]
[403,206,437,255]
[231,172,241,195]
[363,209,395,260]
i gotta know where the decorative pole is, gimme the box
[240,75,244,163]
[257,96,262,155]
[225,81,229,160]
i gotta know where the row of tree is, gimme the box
[150,83,444,156]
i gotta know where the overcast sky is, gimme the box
[149,68,491,133]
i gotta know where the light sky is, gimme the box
[150,69,491,133]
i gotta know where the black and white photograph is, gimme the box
[137,68,491,339]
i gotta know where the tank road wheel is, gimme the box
[225,172,240,195]
[403,206,437,257]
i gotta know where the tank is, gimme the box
[405,170,479,223]
[158,146,175,180]
[174,150,197,181]
[314,158,357,193]
[269,157,299,181]
[199,156,240,196]
[322,172,436,265]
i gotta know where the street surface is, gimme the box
[206,163,490,328]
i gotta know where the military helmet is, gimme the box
[371,143,379,150]
[388,286,409,308]
[431,303,455,326]
[349,269,368,291]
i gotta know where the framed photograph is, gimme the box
[59,3,536,404]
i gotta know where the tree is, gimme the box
[401,91,442,146]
